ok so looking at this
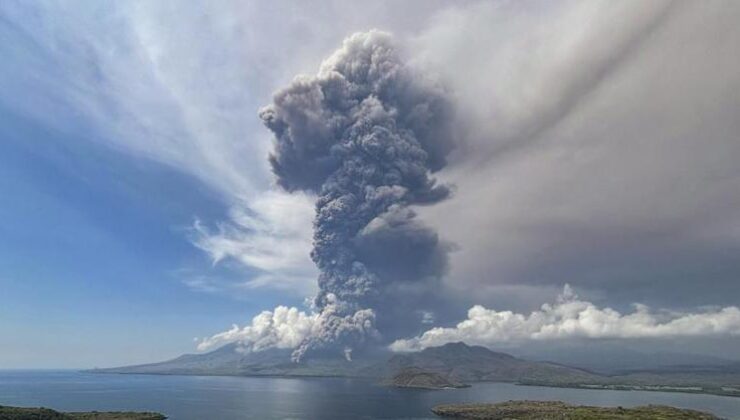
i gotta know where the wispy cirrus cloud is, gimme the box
[190,191,317,295]
[0,1,454,297]
[0,1,319,294]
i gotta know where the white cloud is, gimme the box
[1,1,305,293]
[197,305,317,352]
[191,191,317,294]
[390,285,740,352]
[197,293,376,357]
[419,310,435,325]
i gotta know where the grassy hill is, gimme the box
[385,367,469,389]
[0,405,165,420]
[431,400,720,419]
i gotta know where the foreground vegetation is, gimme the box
[385,367,470,389]
[0,405,165,420]
[431,400,720,419]
[519,379,740,398]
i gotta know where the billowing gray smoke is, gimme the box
[259,30,455,361]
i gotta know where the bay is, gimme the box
[1,371,739,419]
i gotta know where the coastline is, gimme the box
[4,372,739,419]
[86,369,740,399]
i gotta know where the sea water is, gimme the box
[1,370,739,419]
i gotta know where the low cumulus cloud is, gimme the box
[391,285,740,352]
[197,305,316,352]
[197,293,376,356]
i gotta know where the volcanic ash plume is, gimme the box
[260,30,455,361]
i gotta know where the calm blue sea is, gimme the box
[0,371,739,419]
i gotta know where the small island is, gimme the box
[0,405,166,420]
[431,400,720,419]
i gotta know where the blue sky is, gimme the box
[0,2,310,368]
[0,0,446,368]
[0,0,459,368]
[0,99,303,368]
[2,1,740,367]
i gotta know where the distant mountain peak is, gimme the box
[437,341,472,349]
[419,341,515,360]
[93,340,597,385]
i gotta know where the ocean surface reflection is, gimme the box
[0,371,739,419]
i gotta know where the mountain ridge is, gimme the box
[89,341,740,396]
[91,341,599,385]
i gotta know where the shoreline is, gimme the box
[518,381,740,399]
[85,369,740,399]
[3,373,738,420]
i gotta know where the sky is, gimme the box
[1,0,739,368]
